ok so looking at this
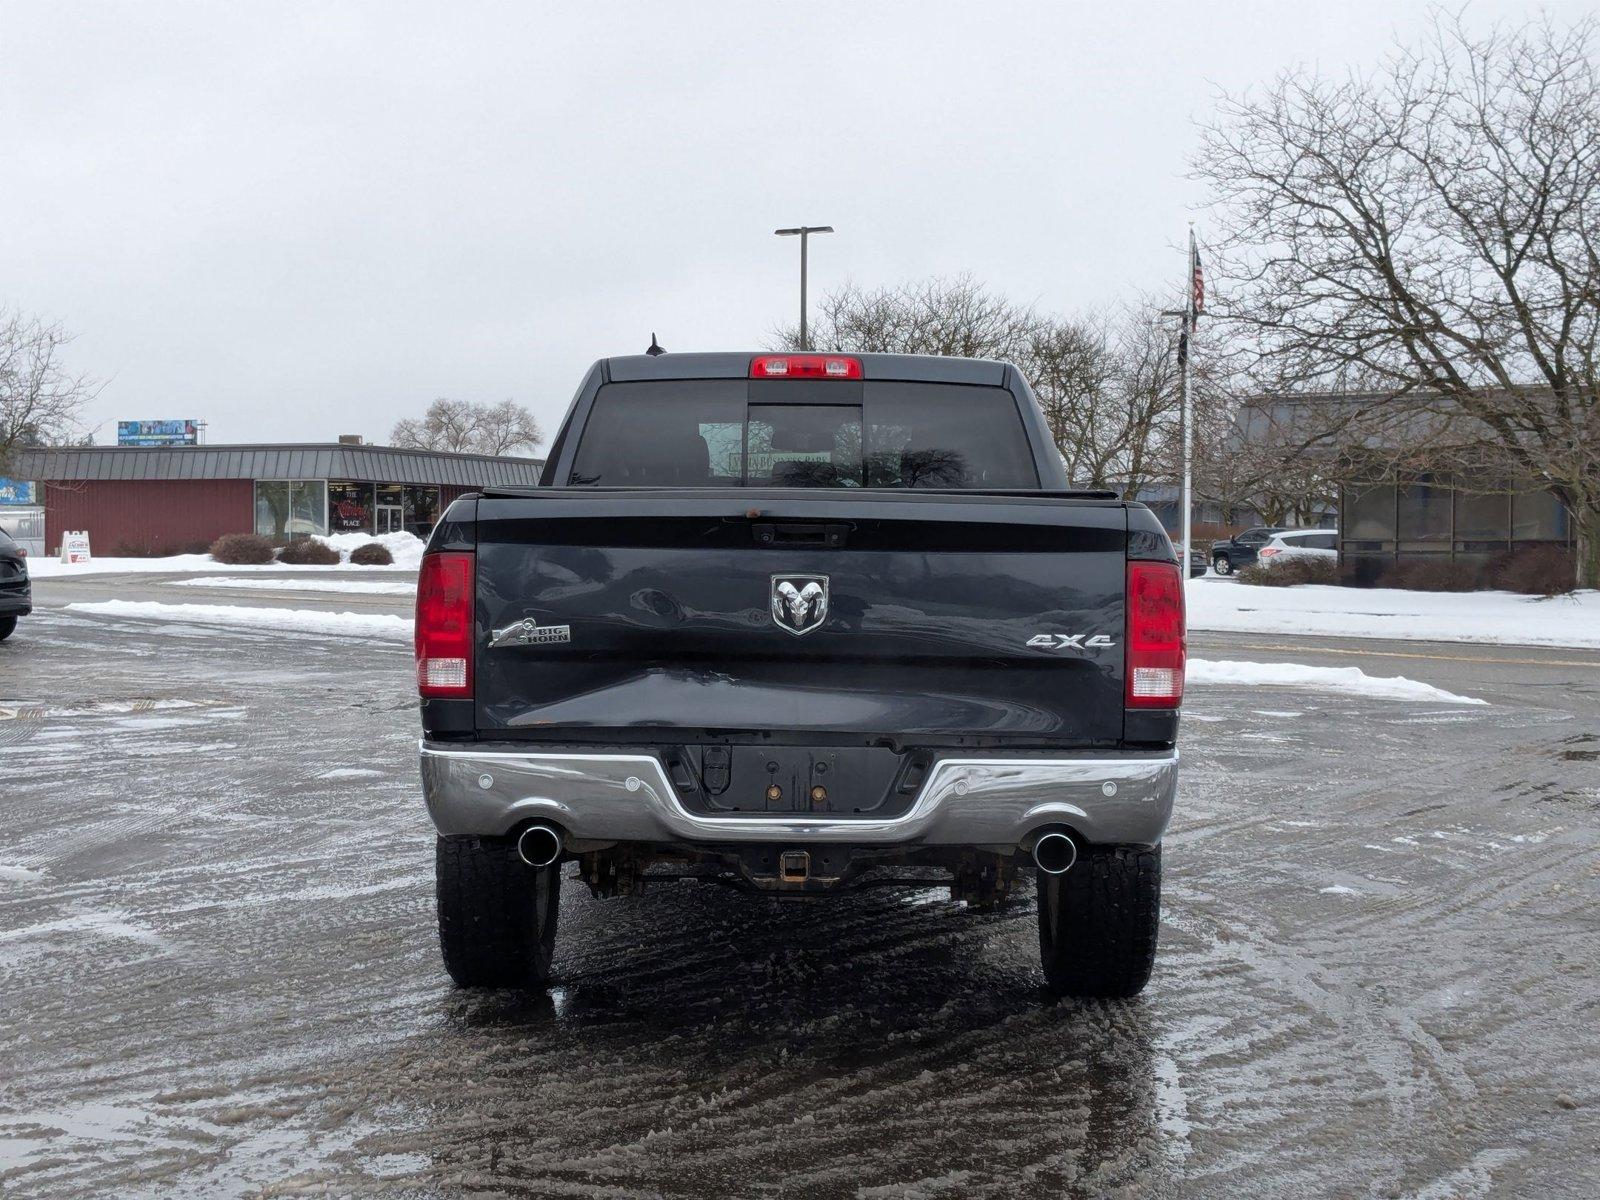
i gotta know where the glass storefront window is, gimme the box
[328,481,375,533]
[1398,477,1451,541]
[254,480,328,538]
[403,486,441,537]
[254,480,290,538]
[1344,483,1395,540]
[1454,488,1509,542]
[288,480,327,536]
[1511,489,1568,541]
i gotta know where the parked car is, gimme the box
[416,351,1184,998]
[0,527,32,641]
[1257,529,1338,565]
[1209,525,1287,575]
[1188,546,1208,577]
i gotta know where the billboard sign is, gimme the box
[0,478,35,505]
[118,419,199,446]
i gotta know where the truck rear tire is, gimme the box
[1037,845,1160,998]
[436,836,560,989]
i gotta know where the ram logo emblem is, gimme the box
[770,574,829,636]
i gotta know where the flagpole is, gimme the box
[1181,225,1195,577]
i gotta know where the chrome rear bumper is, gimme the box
[421,743,1177,848]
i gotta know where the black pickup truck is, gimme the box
[416,352,1184,997]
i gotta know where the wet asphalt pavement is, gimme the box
[1,577,1597,1197]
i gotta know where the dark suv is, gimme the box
[0,527,31,640]
[1210,526,1287,576]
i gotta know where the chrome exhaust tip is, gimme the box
[1031,831,1078,875]
[516,823,563,869]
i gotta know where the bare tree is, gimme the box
[779,276,1193,497]
[1193,11,1600,585]
[0,309,96,475]
[390,397,542,457]
[779,274,1036,361]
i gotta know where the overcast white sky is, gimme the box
[1,1,1584,451]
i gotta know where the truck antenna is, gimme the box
[646,333,666,356]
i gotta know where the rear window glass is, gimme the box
[568,380,1038,489]
[1295,532,1336,550]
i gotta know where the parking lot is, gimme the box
[2,575,1598,1198]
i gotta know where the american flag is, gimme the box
[1190,242,1205,325]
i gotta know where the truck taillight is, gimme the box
[1126,560,1185,708]
[416,551,474,697]
[749,354,863,379]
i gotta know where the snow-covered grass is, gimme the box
[27,531,424,577]
[168,577,415,596]
[65,601,412,641]
[1188,576,1600,649]
[1189,658,1486,705]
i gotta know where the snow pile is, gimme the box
[29,531,425,577]
[169,577,415,596]
[1188,577,1600,649]
[28,553,219,578]
[1189,657,1486,704]
[312,531,426,570]
[65,601,413,642]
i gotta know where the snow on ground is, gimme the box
[167,577,415,596]
[1188,576,1600,649]
[64,601,412,642]
[1189,658,1486,705]
[27,532,424,577]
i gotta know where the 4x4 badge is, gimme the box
[770,574,829,636]
[1027,633,1117,651]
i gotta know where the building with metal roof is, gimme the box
[1229,391,1573,579]
[6,442,544,556]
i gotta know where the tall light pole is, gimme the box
[1161,226,1202,574]
[774,225,833,350]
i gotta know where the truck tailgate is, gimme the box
[473,490,1127,747]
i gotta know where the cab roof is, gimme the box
[603,351,1011,387]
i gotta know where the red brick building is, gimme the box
[8,443,543,556]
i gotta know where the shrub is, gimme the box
[209,533,277,565]
[348,541,393,566]
[1339,557,1387,588]
[276,537,341,566]
[1379,558,1483,592]
[1488,546,1576,596]
[1237,557,1339,587]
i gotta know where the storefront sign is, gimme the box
[61,530,92,564]
[118,419,199,446]
[327,481,374,531]
[0,478,35,505]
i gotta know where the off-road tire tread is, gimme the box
[1037,845,1161,998]
[436,836,559,989]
